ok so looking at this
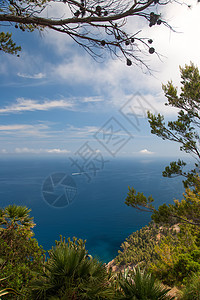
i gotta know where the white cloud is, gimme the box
[0,123,99,142]
[0,149,8,153]
[119,93,179,118]
[0,98,74,114]
[14,147,70,154]
[0,1,199,161]
[50,51,177,116]
[44,1,200,117]
[95,149,101,153]
[139,149,154,155]
[1,1,198,119]
[82,96,104,103]
[0,123,50,138]
[0,124,33,131]
[66,125,99,138]
[17,72,46,79]
[46,148,70,154]
[40,2,75,54]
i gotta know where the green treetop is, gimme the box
[148,63,199,188]
[126,63,200,227]
[0,205,44,299]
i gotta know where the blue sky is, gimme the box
[0,0,199,159]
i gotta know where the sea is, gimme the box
[0,156,188,263]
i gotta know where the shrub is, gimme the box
[181,272,200,299]
[115,267,174,300]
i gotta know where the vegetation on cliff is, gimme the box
[114,223,173,268]
[0,205,44,299]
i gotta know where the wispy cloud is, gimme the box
[0,123,99,141]
[0,98,74,114]
[66,125,99,137]
[0,124,34,131]
[0,123,103,144]
[82,96,104,103]
[0,123,50,138]
[17,72,46,79]
[14,147,70,154]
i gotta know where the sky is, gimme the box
[0,0,200,160]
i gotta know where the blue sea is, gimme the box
[0,156,187,263]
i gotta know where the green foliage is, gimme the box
[0,278,21,298]
[162,160,199,189]
[125,187,154,212]
[152,181,200,226]
[0,0,49,55]
[0,205,44,299]
[0,32,21,55]
[115,224,159,266]
[123,64,200,293]
[148,62,200,188]
[181,272,200,299]
[174,253,200,281]
[115,267,174,300]
[115,223,172,268]
[114,221,199,286]
[30,236,115,299]
[149,224,200,285]
[125,165,200,227]
[151,203,176,225]
[0,204,35,228]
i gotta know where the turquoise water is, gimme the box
[0,156,185,262]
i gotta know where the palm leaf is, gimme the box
[116,267,174,300]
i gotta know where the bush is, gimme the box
[0,205,44,299]
[30,236,115,299]
[174,253,200,283]
[181,272,200,299]
[115,267,174,300]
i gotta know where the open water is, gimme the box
[0,156,186,262]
